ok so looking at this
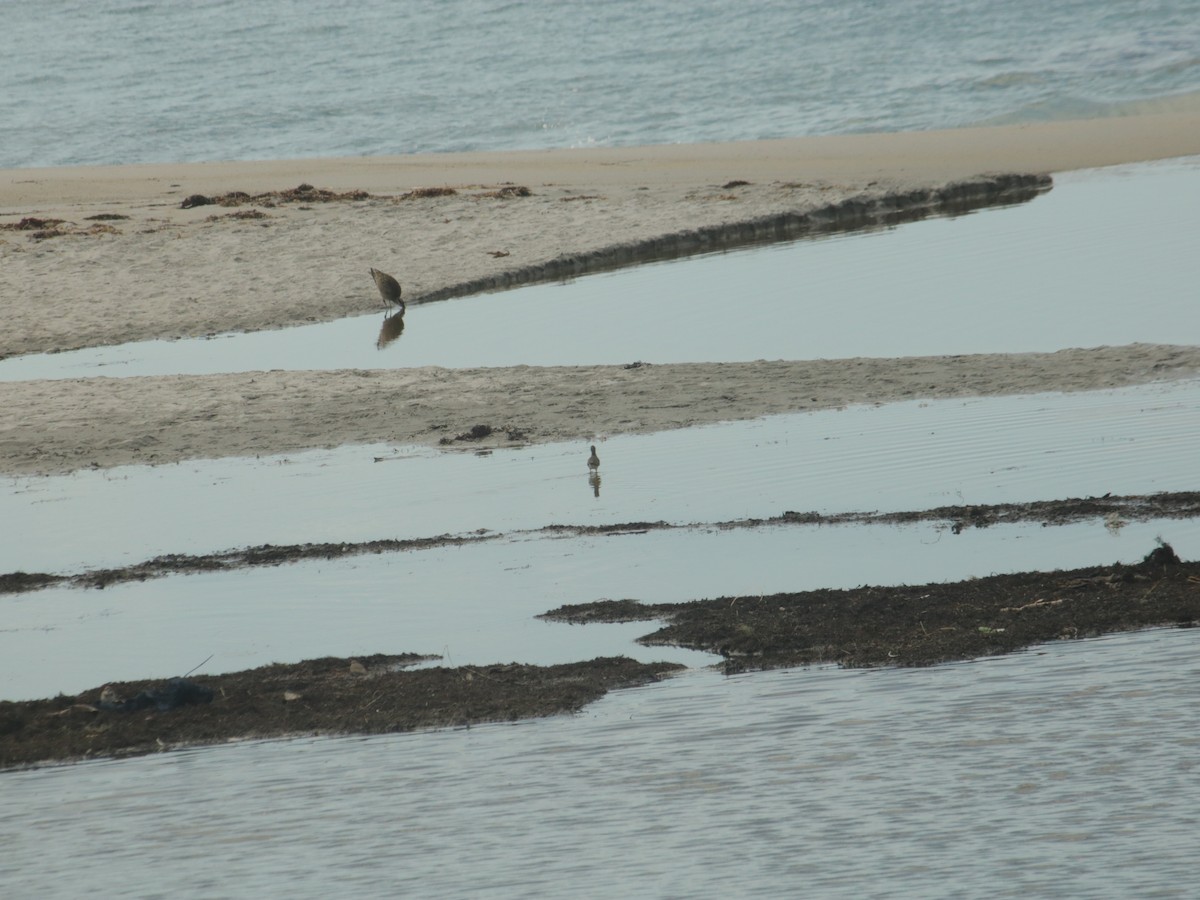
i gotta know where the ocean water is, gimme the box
[2,0,1200,169]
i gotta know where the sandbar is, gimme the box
[3,113,1199,476]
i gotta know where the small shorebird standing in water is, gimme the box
[369,267,405,313]
[587,445,600,470]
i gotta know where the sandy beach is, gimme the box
[3,112,1200,476]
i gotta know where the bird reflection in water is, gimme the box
[376,308,406,349]
[587,444,601,497]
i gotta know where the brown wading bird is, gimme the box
[587,445,600,470]
[369,267,405,313]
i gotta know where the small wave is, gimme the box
[976,88,1200,126]
[1159,55,1200,78]
[975,71,1048,89]
[102,3,156,16]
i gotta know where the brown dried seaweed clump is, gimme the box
[181,183,373,209]
[476,184,532,199]
[178,183,469,210]
[401,186,458,200]
[1,216,122,240]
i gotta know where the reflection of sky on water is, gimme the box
[2,157,1198,698]
[1,157,1198,381]
[4,378,1198,574]
[4,518,1199,702]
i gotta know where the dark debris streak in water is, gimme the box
[2,490,1199,595]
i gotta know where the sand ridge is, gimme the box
[3,345,1199,477]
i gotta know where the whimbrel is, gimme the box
[587,445,600,470]
[369,267,405,313]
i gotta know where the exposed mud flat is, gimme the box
[0,655,681,770]
[5,545,1194,769]
[542,545,1199,672]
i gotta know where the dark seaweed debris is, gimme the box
[0,656,682,769]
[542,544,1200,672]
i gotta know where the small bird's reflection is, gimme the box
[376,308,406,349]
[587,444,601,497]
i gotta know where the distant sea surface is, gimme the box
[3,0,1200,169]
